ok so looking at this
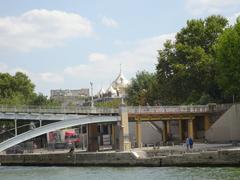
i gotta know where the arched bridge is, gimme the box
[0,115,119,152]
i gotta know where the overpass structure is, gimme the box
[128,104,232,147]
[0,104,232,152]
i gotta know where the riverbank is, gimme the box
[1,145,240,167]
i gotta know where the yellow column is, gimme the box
[188,118,194,139]
[162,121,167,142]
[135,118,142,148]
[166,120,170,137]
[204,115,211,131]
[178,120,182,141]
[111,124,115,149]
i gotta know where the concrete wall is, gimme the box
[206,104,240,142]
[129,121,162,146]
[161,149,240,166]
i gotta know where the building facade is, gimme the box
[50,89,89,106]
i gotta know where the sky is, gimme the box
[0,0,240,96]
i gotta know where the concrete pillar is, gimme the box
[39,120,42,127]
[119,105,131,151]
[87,123,98,152]
[204,115,211,131]
[178,120,183,141]
[135,118,142,148]
[14,119,17,136]
[188,118,194,139]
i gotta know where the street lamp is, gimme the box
[90,82,94,108]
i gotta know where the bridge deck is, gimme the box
[0,104,232,115]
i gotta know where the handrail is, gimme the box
[0,104,233,114]
[0,105,119,114]
[128,104,232,113]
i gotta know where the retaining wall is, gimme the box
[1,149,240,167]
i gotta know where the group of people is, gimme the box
[186,137,193,151]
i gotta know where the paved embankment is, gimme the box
[1,148,240,167]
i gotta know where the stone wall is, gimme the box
[1,149,240,167]
[0,152,131,166]
[161,149,240,166]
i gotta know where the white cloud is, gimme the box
[101,16,119,28]
[10,68,29,75]
[0,9,93,52]
[0,62,64,95]
[0,62,8,72]
[39,72,64,83]
[185,0,240,15]
[1,33,175,95]
[88,53,107,62]
[64,64,110,80]
[64,33,175,90]
[0,63,29,75]
[228,12,240,25]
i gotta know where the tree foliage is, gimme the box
[0,72,59,106]
[215,20,240,101]
[155,15,228,105]
[126,71,158,105]
[0,72,35,105]
[95,99,122,108]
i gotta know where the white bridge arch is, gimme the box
[0,115,119,152]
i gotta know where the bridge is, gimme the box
[0,116,118,152]
[0,104,232,152]
[0,104,230,115]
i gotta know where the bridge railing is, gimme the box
[0,105,119,114]
[0,104,232,114]
[128,104,232,114]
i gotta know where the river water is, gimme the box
[1,166,240,180]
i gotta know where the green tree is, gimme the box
[126,71,158,105]
[156,15,228,105]
[0,72,35,105]
[215,19,240,101]
[30,93,49,106]
[95,99,121,108]
[0,72,59,106]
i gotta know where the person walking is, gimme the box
[189,137,193,150]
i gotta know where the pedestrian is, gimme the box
[69,146,74,153]
[186,137,190,151]
[189,137,193,149]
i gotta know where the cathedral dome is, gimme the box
[95,65,130,98]
[111,67,129,89]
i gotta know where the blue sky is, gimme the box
[0,0,240,96]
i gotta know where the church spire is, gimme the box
[120,63,122,75]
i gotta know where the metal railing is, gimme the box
[0,105,118,114]
[128,104,233,114]
[0,104,233,115]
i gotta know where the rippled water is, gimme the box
[1,166,240,180]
